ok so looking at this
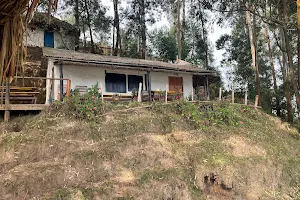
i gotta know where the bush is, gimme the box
[51,84,113,121]
[177,101,240,128]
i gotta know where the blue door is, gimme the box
[44,31,54,48]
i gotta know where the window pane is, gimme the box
[105,73,126,93]
[128,75,143,91]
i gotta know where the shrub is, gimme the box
[177,101,239,128]
[52,84,111,121]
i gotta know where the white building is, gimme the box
[24,12,77,50]
[42,48,217,103]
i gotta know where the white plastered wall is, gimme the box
[24,25,75,50]
[62,65,147,96]
[24,26,44,47]
[151,72,193,97]
[50,64,193,99]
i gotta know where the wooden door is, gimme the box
[168,76,183,93]
[44,31,54,48]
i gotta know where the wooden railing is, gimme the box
[14,76,72,102]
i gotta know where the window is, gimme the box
[128,75,143,91]
[105,73,126,93]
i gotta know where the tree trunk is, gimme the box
[245,7,261,106]
[112,27,115,53]
[265,26,280,116]
[297,0,300,87]
[181,0,185,42]
[278,33,293,122]
[199,7,208,68]
[74,0,79,51]
[82,21,87,48]
[84,0,95,54]
[139,0,146,59]
[113,0,121,56]
[283,0,300,120]
[176,0,181,60]
[47,0,52,24]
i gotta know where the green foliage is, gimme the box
[150,28,177,62]
[50,188,72,200]
[58,83,108,121]
[121,34,140,58]
[63,0,111,47]
[177,101,239,128]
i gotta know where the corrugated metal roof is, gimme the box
[42,48,217,75]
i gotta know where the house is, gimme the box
[42,48,217,103]
[24,12,77,50]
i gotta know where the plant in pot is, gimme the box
[158,90,165,102]
[112,93,120,101]
[131,88,137,101]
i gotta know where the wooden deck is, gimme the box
[0,104,50,111]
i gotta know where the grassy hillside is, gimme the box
[0,101,300,200]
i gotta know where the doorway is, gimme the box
[44,31,54,48]
[168,76,183,93]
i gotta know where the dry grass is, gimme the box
[0,103,300,199]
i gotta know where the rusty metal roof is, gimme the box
[42,48,217,76]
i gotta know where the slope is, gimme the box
[0,102,300,200]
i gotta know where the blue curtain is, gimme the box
[105,73,126,93]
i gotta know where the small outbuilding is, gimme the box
[42,48,218,103]
[24,12,77,50]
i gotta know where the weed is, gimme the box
[50,188,72,200]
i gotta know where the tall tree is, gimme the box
[124,0,163,59]
[176,0,181,59]
[282,0,300,119]
[113,0,121,56]
[64,0,111,53]
[265,27,280,116]
[245,6,261,105]
[140,0,146,59]
[297,0,300,87]
[181,0,185,41]
[150,27,177,62]
[83,0,95,53]
[74,0,79,51]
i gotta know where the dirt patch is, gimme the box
[0,149,15,165]
[55,121,78,130]
[224,136,266,158]
[115,169,136,185]
[267,115,299,134]
[171,131,193,142]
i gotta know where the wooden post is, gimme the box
[4,78,10,122]
[191,87,194,102]
[206,77,210,101]
[165,84,168,103]
[147,71,152,101]
[59,64,64,101]
[219,87,222,101]
[254,95,259,108]
[138,82,142,102]
[232,88,235,104]
[66,80,71,97]
[245,87,248,105]
[99,83,104,103]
